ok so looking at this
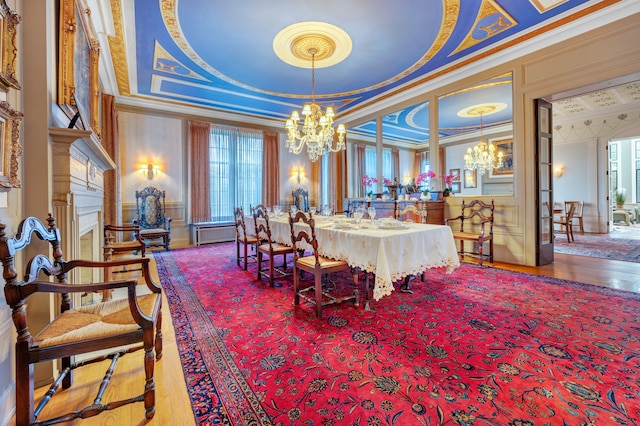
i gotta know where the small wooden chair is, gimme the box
[395,203,424,223]
[253,205,294,287]
[565,201,584,234]
[0,214,163,425]
[289,211,359,318]
[445,199,495,265]
[554,202,576,242]
[234,207,258,270]
[104,223,145,275]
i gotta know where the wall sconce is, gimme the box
[141,163,160,180]
[291,167,305,184]
[553,165,563,178]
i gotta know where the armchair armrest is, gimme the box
[21,279,138,299]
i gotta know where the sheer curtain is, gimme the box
[262,131,280,208]
[189,121,211,223]
[209,126,263,222]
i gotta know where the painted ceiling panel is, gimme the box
[114,0,621,144]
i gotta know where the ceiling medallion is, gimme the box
[273,21,352,69]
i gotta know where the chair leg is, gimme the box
[352,271,359,307]
[257,251,263,281]
[236,240,241,268]
[16,345,33,426]
[243,242,248,270]
[314,270,323,318]
[269,254,275,287]
[143,332,156,420]
[478,239,483,266]
[155,310,163,360]
[293,266,301,306]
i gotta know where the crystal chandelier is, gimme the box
[285,48,346,162]
[464,112,504,175]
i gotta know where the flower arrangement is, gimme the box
[416,170,436,187]
[362,174,378,188]
[382,177,393,186]
[362,174,378,197]
[441,172,456,192]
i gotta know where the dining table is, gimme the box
[245,213,460,307]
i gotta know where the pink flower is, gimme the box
[441,172,455,188]
[362,174,378,187]
[416,171,436,186]
[383,178,392,186]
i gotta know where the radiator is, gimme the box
[192,223,236,246]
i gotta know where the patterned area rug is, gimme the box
[155,243,640,425]
[554,234,640,263]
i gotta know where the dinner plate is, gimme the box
[378,222,409,229]
[333,222,353,229]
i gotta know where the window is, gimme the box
[364,147,392,181]
[209,126,263,222]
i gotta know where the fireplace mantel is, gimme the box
[48,127,115,265]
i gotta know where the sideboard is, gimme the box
[351,199,445,225]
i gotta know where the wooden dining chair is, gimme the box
[253,205,294,287]
[288,211,359,318]
[445,199,495,265]
[1,214,163,425]
[234,207,258,270]
[554,202,576,242]
[565,201,584,234]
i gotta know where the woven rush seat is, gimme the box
[1,214,163,424]
[34,293,160,348]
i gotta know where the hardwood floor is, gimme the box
[7,237,640,425]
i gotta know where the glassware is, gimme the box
[353,205,365,228]
[368,206,376,224]
[273,205,281,216]
[291,205,298,215]
[322,205,331,218]
[309,206,317,215]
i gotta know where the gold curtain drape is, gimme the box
[189,121,211,223]
[355,144,366,198]
[102,94,121,227]
[328,146,348,214]
[414,151,424,176]
[262,131,280,207]
[392,148,400,181]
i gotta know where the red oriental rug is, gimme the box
[154,243,640,425]
[554,234,640,263]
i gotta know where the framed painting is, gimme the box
[0,100,23,191]
[464,169,477,188]
[58,0,100,135]
[0,0,20,92]
[490,137,514,176]
[450,182,461,194]
[449,168,460,181]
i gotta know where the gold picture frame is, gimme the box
[490,137,514,176]
[58,0,100,135]
[0,100,23,191]
[0,0,21,92]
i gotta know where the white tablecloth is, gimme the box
[246,215,460,301]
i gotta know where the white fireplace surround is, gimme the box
[49,127,116,279]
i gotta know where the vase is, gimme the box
[420,194,429,201]
[443,189,450,197]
